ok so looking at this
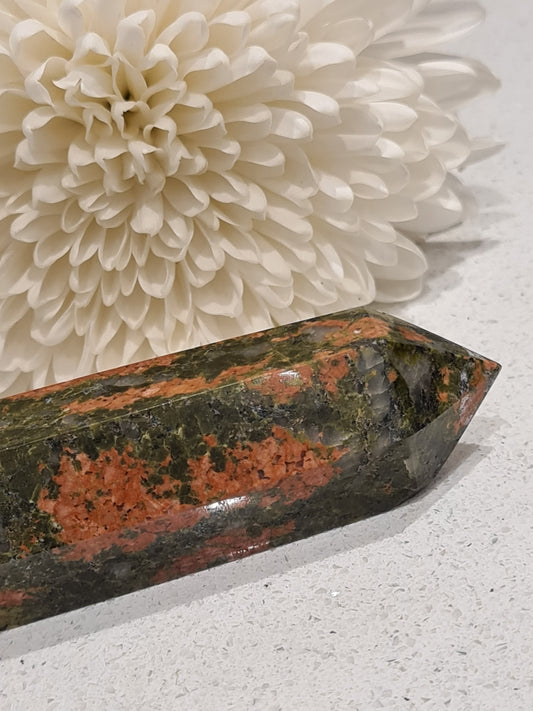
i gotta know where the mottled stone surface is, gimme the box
[0,309,499,629]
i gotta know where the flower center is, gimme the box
[109,94,148,139]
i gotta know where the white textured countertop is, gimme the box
[0,1,531,708]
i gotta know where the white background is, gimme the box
[0,0,531,708]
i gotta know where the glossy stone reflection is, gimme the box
[0,309,499,629]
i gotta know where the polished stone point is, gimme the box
[0,309,499,629]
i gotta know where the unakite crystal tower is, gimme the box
[0,309,499,629]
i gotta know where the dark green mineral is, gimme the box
[0,308,499,629]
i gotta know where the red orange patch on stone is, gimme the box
[398,326,432,344]
[37,446,186,545]
[64,358,274,414]
[188,425,347,507]
[247,364,314,403]
[317,351,353,395]
[0,590,28,608]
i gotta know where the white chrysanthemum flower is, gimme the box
[0,0,498,395]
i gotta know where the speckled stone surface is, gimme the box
[0,1,532,707]
[0,309,498,629]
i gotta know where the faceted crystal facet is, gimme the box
[0,309,499,629]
